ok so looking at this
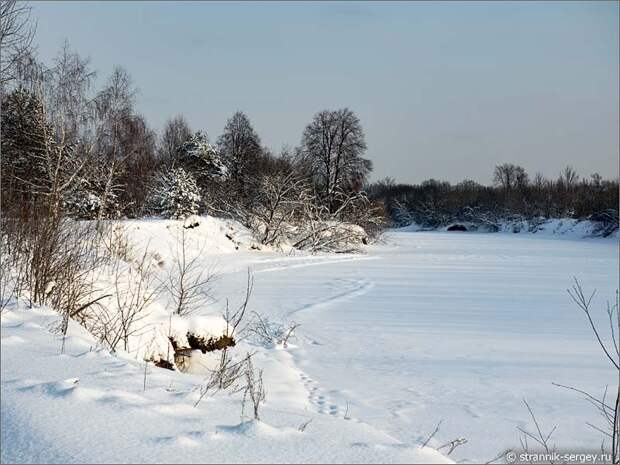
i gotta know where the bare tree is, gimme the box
[45,41,97,142]
[560,279,620,462]
[94,67,135,148]
[217,111,262,189]
[300,108,371,213]
[158,114,192,165]
[88,67,136,216]
[0,221,23,312]
[493,163,529,191]
[0,208,112,342]
[0,0,36,87]
[45,222,110,322]
[165,226,215,316]
[561,165,579,190]
[223,269,253,340]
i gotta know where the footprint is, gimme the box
[298,370,353,420]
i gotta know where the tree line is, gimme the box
[1,1,382,252]
[368,163,618,235]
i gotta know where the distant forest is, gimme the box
[368,164,618,235]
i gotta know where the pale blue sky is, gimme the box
[32,1,619,184]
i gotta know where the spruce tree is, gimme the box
[1,87,52,199]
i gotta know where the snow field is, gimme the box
[2,216,618,463]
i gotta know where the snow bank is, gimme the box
[1,303,451,464]
[496,217,619,239]
[115,215,262,257]
[399,217,619,239]
[0,213,455,463]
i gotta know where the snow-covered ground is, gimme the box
[2,219,618,463]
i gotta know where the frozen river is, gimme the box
[3,227,617,463]
[230,231,619,461]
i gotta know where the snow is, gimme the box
[2,218,618,463]
[1,306,448,464]
[493,217,619,238]
[108,215,261,256]
[401,217,620,240]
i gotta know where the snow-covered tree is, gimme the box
[62,175,123,220]
[177,131,227,183]
[63,188,104,219]
[0,87,51,194]
[1,86,86,217]
[150,167,201,219]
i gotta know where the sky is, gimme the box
[31,1,619,184]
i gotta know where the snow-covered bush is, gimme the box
[459,206,500,232]
[392,199,416,227]
[244,172,305,247]
[1,213,107,321]
[150,167,202,219]
[64,191,103,219]
[239,180,380,253]
[246,312,298,348]
[292,220,368,253]
[590,209,619,238]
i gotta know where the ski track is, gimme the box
[252,255,378,275]
[287,278,374,317]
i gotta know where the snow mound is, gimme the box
[117,215,262,258]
